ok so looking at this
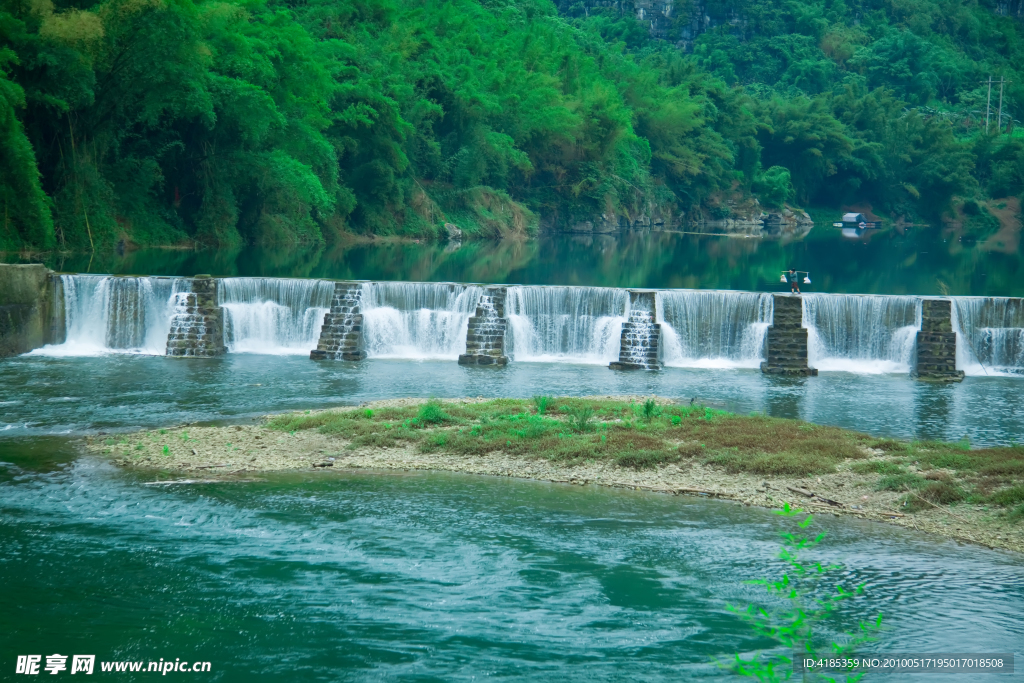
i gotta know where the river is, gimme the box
[3,228,1023,680]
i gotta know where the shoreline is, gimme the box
[86,396,1024,554]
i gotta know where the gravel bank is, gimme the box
[86,397,1024,554]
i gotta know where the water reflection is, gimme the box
[13,225,1024,296]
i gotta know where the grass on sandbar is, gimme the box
[268,398,1024,515]
[268,397,877,475]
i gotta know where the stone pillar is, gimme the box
[914,299,964,382]
[760,294,817,376]
[610,290,661,370]
[310,282,366,360]
[166,275,227,357]
[459,287,508,366]
[0,263,58,357]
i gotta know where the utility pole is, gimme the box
[997,76,1010,135]
[985,76,993,133]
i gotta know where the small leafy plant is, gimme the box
[642,399,661,420]
[533,395,552,415]
[561,405,595,433]
[417,399,451,425]
[721,504,882,682]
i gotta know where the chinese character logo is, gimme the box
[16,656,41,675]
[71,656,95,675]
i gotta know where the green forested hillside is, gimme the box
[1,0,1022,251]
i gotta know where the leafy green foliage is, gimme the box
[3,0,1023,250]
[721,504,882,681]
[416,399,451,425]
[561,405,595,433]
[532,395,552,415]
[751,166,793,209]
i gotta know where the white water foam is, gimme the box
[360,282,482,359]
[29,275,188,356]
[952,297,1024,376]
[803,294,920,374]
[220,278,335,355]
[505,286,627,364]
[657,290,772,369]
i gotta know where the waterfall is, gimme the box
[657,290,772,368]
[219,278,335,355]
[31,275,187,356]
[802,294,920,373]
[360,282,482,359]
[952,297,1024,376]
[505,286,627,364]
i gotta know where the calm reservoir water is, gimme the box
[18,226,1024,296]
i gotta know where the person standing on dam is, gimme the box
[787,268,801,294]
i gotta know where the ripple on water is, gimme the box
[0,459,1021,681]
[1,355,1023,445]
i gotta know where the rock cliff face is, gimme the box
[554,0,718,50]
[995,0,1023,18]
[540,210,672,234]
[541,201,812,238]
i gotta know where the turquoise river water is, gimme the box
[2,355,1024,681]
[3,229,1024,681]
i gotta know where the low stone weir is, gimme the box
[610,291,661,370]
[360,282,481,359]
[166,276,226,357]
[6,267,1024,377]
[761,294,817,376]
[459,287,508,366]
[803,294,920,374]
[915,299,964,382]
[26,273,186,355]
[310,283,366,361]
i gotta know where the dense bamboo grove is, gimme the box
[1,0,1022,250]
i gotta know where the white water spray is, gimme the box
[802,294,920,374]
[657,290,772,369]
[505,286,627,364]
[952,297,1024,376]
[360,282,482,359]
[219,278,334,355]
[31,275,188,356]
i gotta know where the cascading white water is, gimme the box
[30,275,188,356]
[360,282,482,359]
[505,286,627,364]
[952,297,1024,376]
[657,290,773,369]
[802,294,920,373]
[219,278,335,354]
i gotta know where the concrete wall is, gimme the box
[0,264,56,357]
